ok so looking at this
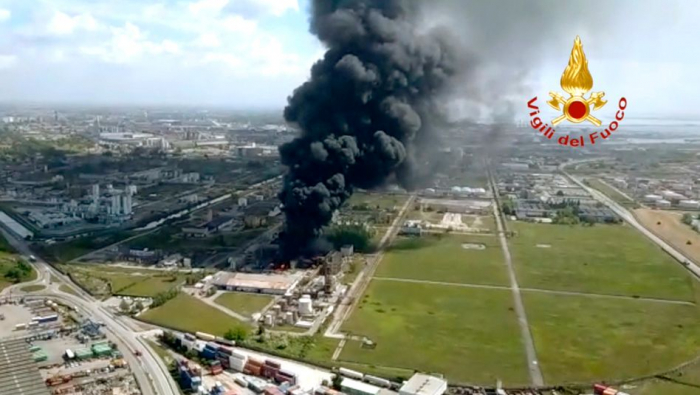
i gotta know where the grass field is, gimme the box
[214,292,273,317]
[340,280,529,385]
[374,234,508,286]
[634,209,700,265]
[62,264,188,297]
[140,293,250,336]
[346,192,408,211]
[0,254,37,292]
[634,362,700,394]
[509,222,694,301]
[524,291,700,384]
[59,284,79,296]
[20,284,45,293]
[585,178,638,208]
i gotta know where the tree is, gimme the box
[682,213,694,225]
[133,301,144,312]
[327,224,373,253]
[256,325,266,337]
[224,326,248,342]
[119,299,130,312]
[331,374,343,390]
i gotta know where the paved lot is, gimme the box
[0,303,33,337]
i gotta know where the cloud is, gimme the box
[0,55,17,69]
[222,0,298,18]
[188,0,228,16]
[0,9,10,22]
[47,11,99,36]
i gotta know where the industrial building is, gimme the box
[399,374,447,395]
[212,271,303,295]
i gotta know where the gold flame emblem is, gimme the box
[547,36,607,126]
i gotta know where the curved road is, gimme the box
[0,226,179,395]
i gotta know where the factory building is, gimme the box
[211,271,303,295]
[399,374,447,395]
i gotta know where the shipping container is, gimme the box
[196,331,216,341]
[234,376,249,387]
[364,375,391,388]
[185,333,196,341]
[206,342,220,350]
[218,346,233,356]
[265,359,282,369]
[602,390,618,395]
[275,372,296,385]
[262,364,279,378]
[248,358,264,366]
[201,348,216,360]
[216,337,236,346]
[230,358,246,372]
[231,350,247,360]
[338,367,364,380]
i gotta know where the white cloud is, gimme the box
[256,0,299,16]
[47,11,99,36]
[197,32,221,48]
[0,9,10,22]
[0,55,17,69]
[80,22,180,64]
[221,15,257,34]
[189,0,229,16]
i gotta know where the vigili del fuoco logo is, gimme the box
[527,36,627,147]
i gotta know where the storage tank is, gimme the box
[298,295,313,315]
[643,194,662,202]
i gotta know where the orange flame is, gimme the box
[560,36,593,96]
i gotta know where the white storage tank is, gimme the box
[298,295,313,315]
[339,367,364,380]
[679,200,700,209]
[656,199,672,208]
[644,194,662,202]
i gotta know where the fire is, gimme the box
[560,36,593,97]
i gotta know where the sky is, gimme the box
[0,0,699,118]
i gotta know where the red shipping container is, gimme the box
[265,359,282,369]
[248,358,264,366]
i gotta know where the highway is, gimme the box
[0,226,179,395]
[562,168,700,279]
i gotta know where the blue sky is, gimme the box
[0,0,699,119]
[0,0,323,108]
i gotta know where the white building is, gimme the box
[399,374,447,395]
[656,199,672,208]
[644,194,662,203]
[92,184,100,203]
[680,200,700,209]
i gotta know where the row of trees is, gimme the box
[327,224,374,253]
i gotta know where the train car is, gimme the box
[338,367,364,380]
[364,375,391,388]
[195,331,216,341]
[215,336,236,346]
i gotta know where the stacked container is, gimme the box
[229,350,248,372]
[275,369,297,386]
[262,360,281,379]
[244,358,264,376]
[210,360,224,375]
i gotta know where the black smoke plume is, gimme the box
[278,0,459,258]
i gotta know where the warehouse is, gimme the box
[399,374,447,395]
[211,271,303,295]
[0,338,50,395]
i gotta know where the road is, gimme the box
[488,169,544,386]
[0,226,179,395]
[560,165,700,279]
[325,194,415,339]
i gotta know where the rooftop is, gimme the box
[0,338,51,395]
[212,271,303,291]
[341,378,380,395]
[399,374,447,395]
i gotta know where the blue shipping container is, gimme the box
[201,349,216,360]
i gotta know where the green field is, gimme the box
[59,284,79,296]
[62,264,188,297]
[20,284,45,293]
[374,234,508,286]
[340,280,529,385]
[634,361,700,394]
[585,178,639,208]
[509,222,694,301]
[524,291,700,384]
[140,293,250,336]
[0,254,37,291]
[42,231,134,262]
[214,292,273,317]
[346,192,408,211]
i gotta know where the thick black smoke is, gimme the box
[278,0,459,258]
